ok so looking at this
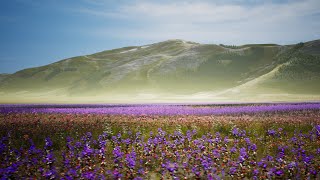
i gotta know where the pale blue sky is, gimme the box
[0,0,319,73]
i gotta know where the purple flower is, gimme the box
[45,137,53,149]
[134,177,143,180]
[212,149,220,158]
[113,169,122,179]
[223,136,229,144]
[44,152,55,165]
[275,169,283,176]
[258,161,267,169]
[113,146,123,165]
[267,168,276,178]
[126,150,136,169]
[82,171,95,179]
[67,169,77,177]
[244,138,251,144]
[75,141,82,148]
[240,147,247,157]
[290,136,298,144]
[123,138,131,146]
[98,139,107,148]
[192,166,200,177]
[229,167,237,175]
[4,163,19,175]
[266,155,273,161]
[164,161,177,173]
[250,144,257,151]
[138,168,144,175]
[310,168,317,175]
[278,145,287,153]
[232,128,239,136]
[82,144,94,157]
[287,162,296,169]
[230,147,237,153]
[315,125,320,136]
[303,155,313,165]
[44,169,56,179]
[238,156,245,163]
[86,132,92,139]
[267,129,276,136]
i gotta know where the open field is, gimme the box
[0,103,320,179]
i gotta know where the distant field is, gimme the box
[0,103,319,179]
[1,102,320,115]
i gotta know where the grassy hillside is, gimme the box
[220,41,320,98]
[0,39,319,103]
[0,74,9,82]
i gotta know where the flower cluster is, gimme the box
[0,104,319,178]
[0,125,319,179]
[1,103,320,115]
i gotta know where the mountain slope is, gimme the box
[0,39,319,103]
[224,41,320,95]
[0,74,9,82]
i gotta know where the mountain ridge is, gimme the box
[1,39,320,103]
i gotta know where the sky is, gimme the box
[0,0,319,73]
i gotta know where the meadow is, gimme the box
[0,103,319,179]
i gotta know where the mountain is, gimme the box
[1,39,320,103]
[0,74,9,82]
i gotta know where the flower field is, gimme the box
[1,103,320,115]
[0,103,320,179]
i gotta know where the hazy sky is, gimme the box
[0,0,319,73]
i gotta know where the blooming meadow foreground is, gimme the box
[0,103,320,179]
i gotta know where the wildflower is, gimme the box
[250,144,257,151]
[267,129,276,136]
[44,169,56,179]
[310,168,317,176]
[244,138,251,144]
[275,169,283,176]
[82,171,95,179]
[165,161,177,173]
[258,161,267,169]
[230,147,237,153]
[44,152,55,165]
[240,147,247,157]
[303,155,313,165]
[229,167,237,175]
[138,168,144,175]
[45,137,53,149]
[192,166,200,177]
[114,147,123,158]
[112,169,122,179]
[266,155,273,161]
[126,150,136,169]
[223,136,229,144]
[82,143,94,157]
[232,128,239,136]
[134,177,143,180]
[123,138,131,146]
[212,149,220,158]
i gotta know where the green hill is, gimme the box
[0,39,319,103]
